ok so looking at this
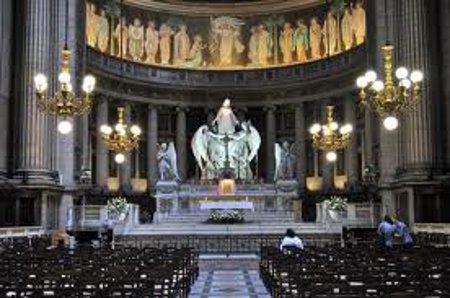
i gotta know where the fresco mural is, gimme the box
[86,0,365,70]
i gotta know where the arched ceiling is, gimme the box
[124,0,322,16]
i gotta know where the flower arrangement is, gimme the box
[208,209,244,224]
[325,196,348,211]
[107,196,129,221]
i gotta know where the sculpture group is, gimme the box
[86,1,366,69]
[191,99,261,181]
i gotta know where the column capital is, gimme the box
[176,106,189,113]
[263,105,276,112]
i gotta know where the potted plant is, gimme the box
[208,209,244,224]
[107,196,129,221]
[325,196,348,221]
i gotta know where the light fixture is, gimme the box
[100,107,141,164]
[356,44,423,131]
[33,0,96,134]
[309,105,353,162]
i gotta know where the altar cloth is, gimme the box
[200,201,254,210]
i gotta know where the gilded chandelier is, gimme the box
[33,0,96,134]
[309,105,353,162]
[34,49,96,134]
[356,44,424,131]
[100,107,142,164]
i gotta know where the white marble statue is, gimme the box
[191,99,261,180]
[274,141,296,181]
[157,142,180,181]
[212,98,239,135]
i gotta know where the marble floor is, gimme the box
[189,269,271,298]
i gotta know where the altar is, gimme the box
[200,201,254,210]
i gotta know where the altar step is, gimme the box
[157,211,296,224]
[126,221,330,235]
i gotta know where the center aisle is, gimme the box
[188,254,272,297]
[189,270,271,298]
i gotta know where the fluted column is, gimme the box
[294,104,306,189]
[176,107,187,181]
[14,0,54,182]
[95,98,108,187]
[119,104,131,189]
[147,104,158,189]
[0,0,12,177]
[265,106,276,182]
[396,0,440,173]
[345,98,359,185]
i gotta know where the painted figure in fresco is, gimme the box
[97,9,109,53]
[257,24,272,66]
[174,24,191,65]
[309,17,322,60]
[279,22,294,64]
[145,21,159,64]
[210,17,245,67]
[86,3,98,48]
[159,23,174,65]
[129,18,145,61]
[248,26,259,66]
[341,7,353,50]
[186,35,206,68]
[294,19,309,63]
[322,10,337,56]
[352,1,366,45]
[114,17,129,57]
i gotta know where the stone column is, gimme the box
[344,98,359,185]
[440,0,450,168]
[265,106,276,182]
[0,0,12,177]
[321,104,333,190]
[119,104,132,190]
[363,109,374,168]
[147,104,158,190]
[396,0,440,174]
[95,98,108,187]
[14,0,55,183]
[176,107,187,181]
[294,104,307,189]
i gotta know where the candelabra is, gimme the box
[100,107,142,164]
[309,105,353,162]
[356,44,424,131]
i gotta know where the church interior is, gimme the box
[1,0,450,297]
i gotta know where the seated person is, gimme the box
[280,228,304,251]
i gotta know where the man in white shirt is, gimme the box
[280,228,304,251]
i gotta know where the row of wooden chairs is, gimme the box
[260,244,450,297]
[0,241,199,297]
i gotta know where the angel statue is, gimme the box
[274,141,296,181]
[157,142,180,181]
[191,99,261,180]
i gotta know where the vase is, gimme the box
[328,210,341,221]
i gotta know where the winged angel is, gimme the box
[274,141,296,181]
[157,142,180,181]
[191,121,261,180]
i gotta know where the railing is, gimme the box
[0,226,45,238]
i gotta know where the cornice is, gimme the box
[124,0,321,17]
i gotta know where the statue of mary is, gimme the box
[212,98,239,135]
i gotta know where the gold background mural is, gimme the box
[86,0,365,70]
